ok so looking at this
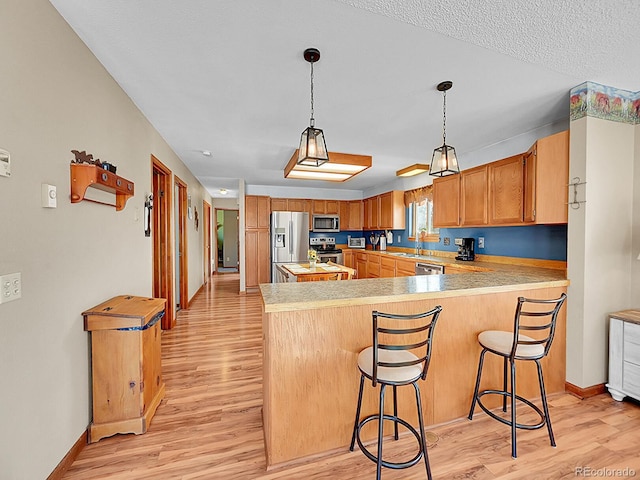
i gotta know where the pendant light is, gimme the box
[429,81,460,177]
[297,48,329,167]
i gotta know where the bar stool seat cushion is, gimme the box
[478,330,544,358]
[358,347,422,383]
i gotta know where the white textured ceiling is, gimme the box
[48,0,638,198]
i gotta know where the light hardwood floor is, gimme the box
[64,274,640,479]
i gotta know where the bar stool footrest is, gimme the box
[477,389,546,430]
[355,414,424,470]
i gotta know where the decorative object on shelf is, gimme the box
[567,176,586,209]
[285,150,371,182]
[144,194,153,237]
[430,81,460,177]
[71,149,118,173]
[308,248,318,268]
[297,48,329,168]
[396,163,430,177]
[70,160,134,211]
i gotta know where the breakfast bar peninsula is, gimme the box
[259,263,568,467]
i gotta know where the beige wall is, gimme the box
[0,1,210,478]
[567,116,636,388]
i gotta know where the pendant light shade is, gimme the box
[298,124,328,167]
[298,48,329,167]
[430,81,460,177]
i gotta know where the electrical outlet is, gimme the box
[443,237,450,246]
[0,272,21,304]
[478,237,485,248]
[397,235,401,243]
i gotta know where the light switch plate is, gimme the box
[0,272,21,304]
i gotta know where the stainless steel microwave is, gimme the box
[312,214,340,232]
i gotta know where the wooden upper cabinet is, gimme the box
[523,146,536,223]
[364,196,378,230]
[271,198,288,212]
[347,200,364,230]
[245,195,270,229]
[378,191,406,230]
[433,174,461,227]
[488,154,524,225]
[288,198,308,212]
[312,200,339,215]
[460,165,488,226]
[524,130,569,224]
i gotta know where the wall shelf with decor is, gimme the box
[70,163,134,211]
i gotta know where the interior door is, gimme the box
[151,155,175,329]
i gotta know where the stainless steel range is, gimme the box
[309,237,343,264]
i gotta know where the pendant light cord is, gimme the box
[309,61,315,127]
[442,89,447,145]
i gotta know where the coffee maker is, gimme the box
[455,237,475,261]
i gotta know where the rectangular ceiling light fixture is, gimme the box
[285,150,372,182]
[396,163,430,177]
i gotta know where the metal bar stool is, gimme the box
[350,306,442,480]
[468,293,567,458]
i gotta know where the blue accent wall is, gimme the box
[312,214,568,261]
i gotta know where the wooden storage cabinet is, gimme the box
[380,256,395,278]
[84,295,166,443]
[488,154,524,224]
[460,165,488,226]
[395,258,416,277]
[245,195,270,229]
[364,191,405,230]
[433,174,460,227]
[245,195,271,287]
[607,311,640,403]
[355,252,368,279]
[524,130,569,224]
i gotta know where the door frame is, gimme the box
[174,175,189,311]
[151,155,175,330]
[203,200,212,283]
[214,207,240,273]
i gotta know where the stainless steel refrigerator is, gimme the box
[271,211,309,282]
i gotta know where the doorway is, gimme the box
[215,208,239,273]
[174,176,188,312]
[152,155,175,329]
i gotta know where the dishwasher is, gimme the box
[415,262,445,275]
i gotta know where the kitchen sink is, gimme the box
[387,252,419,258]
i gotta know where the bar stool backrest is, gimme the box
[511,293,567,359]
[372,306,442,386]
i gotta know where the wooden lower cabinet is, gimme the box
[395,258,416,277]
[380,256,395,277]
[355,252,368,279]
[245,229,270,287]
[83,296,166,443]
[343,250,354,270]
[367,254,381,278]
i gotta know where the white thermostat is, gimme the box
[0,149,10,177]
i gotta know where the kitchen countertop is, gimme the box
[260,255,568,313]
